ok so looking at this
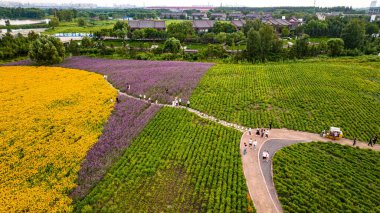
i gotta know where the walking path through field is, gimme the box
[240,129,380,213]
[106,78,380,213]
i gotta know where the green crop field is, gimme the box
[190,61,380,141]
[76,107,254,213]
[43,20,116,34]
[273,142,380,212]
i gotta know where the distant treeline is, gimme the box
[0,7,45,19]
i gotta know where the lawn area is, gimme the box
[43,20,116,34]
[0,66,117,212]
[273,142,380,212]
[190,61,380,141]
[75,107,253,212]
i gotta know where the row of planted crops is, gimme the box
[2,57,379,211]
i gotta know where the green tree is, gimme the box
[259,24,275,60]
[303,20,328,37]
[293,34,310,58]
[113,20,129,32]
[246,29,261,62]
[131,29,146,40]
[327,38,344,57]
[365,23,380,35]
[77,18,86,27]
[28,36,65,65]
[281,27,290,37]
[341,20,365,49]
[49,17,59,29]
[81,36,93,48]
[167,22,195,42]
[243,20,262,36]
[115,29,127,40]
[212,21,237,34]
[163,37,181,53]
[215,32,227,44]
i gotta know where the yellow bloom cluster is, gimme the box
[0,66,117,212]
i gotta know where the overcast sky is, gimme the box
[18,0,374,8]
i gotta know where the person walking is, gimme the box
[269,121,272,130]
[256,128,260,135]
[265,129,269,138]
[139,94,142,99]
[249,138,253,148]
[187,100,190,107]
[261,128,264,138]
[373,135,378,145]
[368,137,373,147]
[253,139,257,150]
[353,137,357,146]
[248,128,252,135]
[116,97,120,103]
[244,147,247,155]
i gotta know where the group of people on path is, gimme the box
[172,97,190,107]
[367,135,378,147]
[351,135,378,147]
[244,123,273,159]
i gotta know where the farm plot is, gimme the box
[76,107,254,213]
[273,142,380,212]
[191,62,380,141]
[71,96,161,200]
[0,66,116,212]
[59,56,213,104]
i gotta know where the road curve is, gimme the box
[240,129,379,213]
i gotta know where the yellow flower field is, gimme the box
[0,66,117,212]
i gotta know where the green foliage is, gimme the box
[0,33,35,60]
[273,142,380,212]
[303,20,328,37]
[200,44,227,59]
[56,9,76,22]
[28,35,65,65]
[163,37,181,53]
[365,23,380,35]
[77,18,86,27]
[112,20,129,32]
[292,34,310,58]
[131,29,145,40]
[167,21,195,42]
[246,24,278,62]
[242,20,262,36]
[49,17,59,29]
[76,108,251,212]
[281,27,290,37]
[327,38,344,57]
[215,32,227,44]
[0,7,45,19]
[341,20,365,49]
[212,21,237,34]
[191,61,380,141]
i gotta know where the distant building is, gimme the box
[262,19,292,32]
[228,13,244,20]
[245,13,260,20]
[128,20,166,31]
[231,20,246,30]
[160,12,188,19]
[210,13,227,21]
[369,0,380,14]
[191,12,208,20]
[288,17,303,30]
[192,20,215,33]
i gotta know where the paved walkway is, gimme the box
[240,129,380,213]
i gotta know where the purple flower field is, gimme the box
[70,95,161,200]
[60,56,213,104]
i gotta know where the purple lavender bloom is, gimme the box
[70,95,161,200]
[59,56,213,104]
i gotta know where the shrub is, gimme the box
[28,35,65,65]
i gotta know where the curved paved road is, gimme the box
[259,139,308,212]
